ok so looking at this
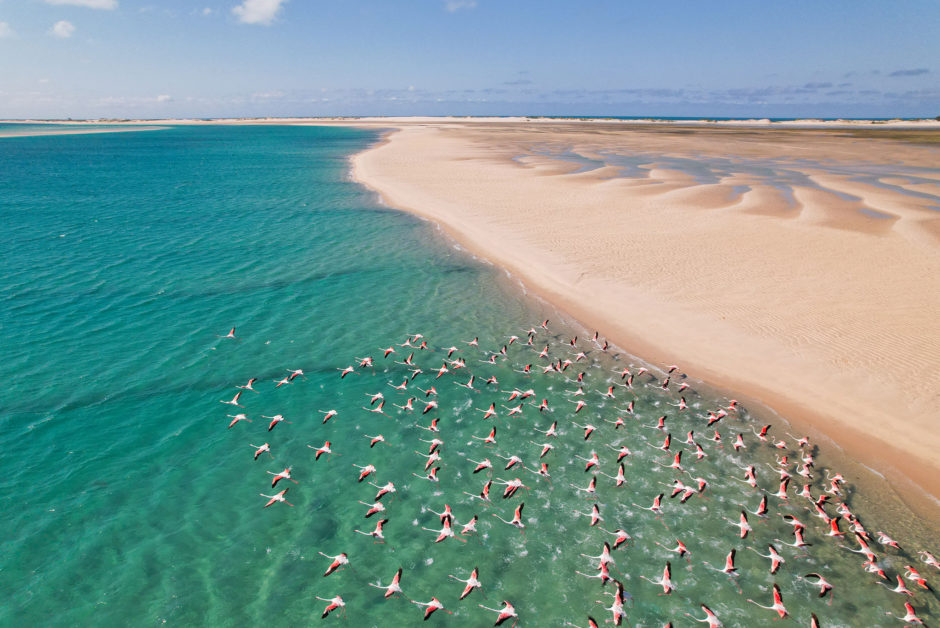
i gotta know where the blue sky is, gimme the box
[1,0,938,119]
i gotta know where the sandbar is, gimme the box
[336,119,940,521]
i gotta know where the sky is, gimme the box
[1,0,938,119]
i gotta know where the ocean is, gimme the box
[1,125,935,626]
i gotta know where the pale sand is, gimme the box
[337,120,940,520]
[0,125,167,138]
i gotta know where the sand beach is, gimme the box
[332,118,940,519]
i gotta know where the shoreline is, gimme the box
[0,125,167,138]
[6,116,938,524]
[340,120,940,525]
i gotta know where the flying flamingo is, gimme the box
[411,597,450,620]
[493,503,525,533]
[227,414,251,428]
[220,391,244,407]
[260,488,293,508]
[315,595,345,619]
[308,441,334,461]
[594,580,626,626]
[262,414,290,431]
[479,601,518,626]
[702,549,738,577]
[369,567,404,598]
[803,573,834,599]
[250,442,273,461]
[449,567,482,599]
[747,583,788,619]
[318,552,349,576]
[640,561,676,594]
[354,518,388,543]
[370,481,397,501]
[597,527,632,550]
[353,463,376,483]
[421,519,466,543]
[267,467,298,488]
[685,604,722,627]
[748,544,785,574]
[359,501,386,518]
[885,601,924,624]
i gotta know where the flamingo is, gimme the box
[260,488,293,508]
[748,544,785,574]
[640,561,676,594]
[354,518,388,543]
[885,602,924,624]
[250,442,273,461]
[723,510,752,539]
[803,573,834,598]
[359,501,386,518]
[449,567,482,599]
[493,502,525,531]
[594,580,626,626]
[308,441,333,461]
[581,540,615,565]
[747,583,788,619]
[267,467,298,488]
[227,414,251,428]
[464,479,493,503]
[353,463,376,483]
[316,595,345,619]
[686,604,722,627]
[220,391,244,407]
[369,567,404,598]
[370,481,397,501]
[318,552,348,576]
[479,601,518,627]
[411,597,450,620]
[702,549,738,577]
[365,434,387,448]
[460,515,479,536]
[632,493,665,517]
[656,539,689,559]
[597,527,632,550]
[262,414,290,431]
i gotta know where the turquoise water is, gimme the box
[1,126,937,627]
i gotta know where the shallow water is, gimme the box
[1,125,937,627]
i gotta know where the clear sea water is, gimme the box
[1,125,937,627]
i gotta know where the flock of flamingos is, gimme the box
[217,321,937,626]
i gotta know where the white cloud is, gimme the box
[156,94,172,102]
[0,22,15,39]
[232,0,287,25]
[202,7,214,16]
[44,0,118,9]
[49,20,76,38]
[445,0,477,12]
